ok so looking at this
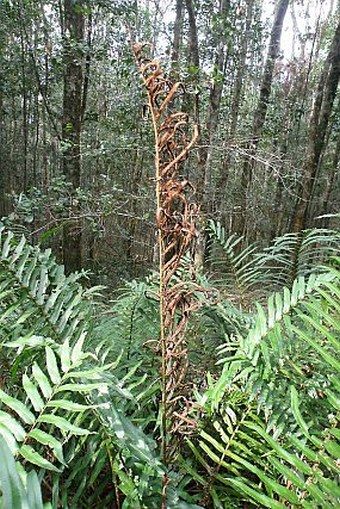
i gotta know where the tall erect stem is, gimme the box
[148,83,167,470]
[133,44,199,507]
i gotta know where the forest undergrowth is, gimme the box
[0,36,340,509]
[0,221,339,508]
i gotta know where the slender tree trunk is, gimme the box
[238,0,289,237]
[19,24,28,191]
[195,0,230,205]
[216,0,254,217]
[185,0,230,266]
[171,0,183,73]
[81,11,92,123]
[0,79,6,218]
[291,17,340,232]
[228,0,254,142]
[185,0,200,123]
[320,134,340,227]
[61,0,85,273]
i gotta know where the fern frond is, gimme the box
[207,220,261,309]
[216,266,338,429]
[190,384,340,507]
[193,260,339,507]
[0,226,98,374]
[255,228,339,290]
[0,436,51,509]
[0,341,109,473]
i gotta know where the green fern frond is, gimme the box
[255,228,339,290]
[0,436,51,509]
[193,260,339,508]
[191,385,339,507]
[207,220,261,309]
[0,226,97,364]
[0,226,118,505]
[216,265,338,428]
[0,341,109,473]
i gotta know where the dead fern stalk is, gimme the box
[133,43,200,506]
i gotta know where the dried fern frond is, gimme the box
[133,43,206,506]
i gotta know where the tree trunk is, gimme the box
[0,78,6,219]
[61,0,85,273]
[238,0,289,237]
[185,0,230,266]
[185,0,200,123]
[171,0,184,73]
[195,0,230,206]
[291,17,340,232]
[216,0,254,218]
[19,21,28,192]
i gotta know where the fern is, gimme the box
[190,259,340,507]
[255,228,340,290]
[225,265,339,431]
[0,227,139,506]
[0,437,51,509]
[207,221,339,306]
[0,225,100,381]
[207,220,261,308]
[0,226,205,507]
[2,222,338,508]
[0,227,107,473]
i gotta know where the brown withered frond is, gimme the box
[133,43,207,480]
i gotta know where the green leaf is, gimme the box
[32,363,53,399]
[305,483,333,508]
[55,383,108,393]
[46,399,91,412]
[26,470,44,509]
[71,332,86,364]
[291,325,340,371]
[228,478,285,508]
[324,439,340,459]
[0,436,26,509]
[23,374,45,412]
[245,422,313,475]
[20,445,61,472]
[269,457,304,489]
[28,429,65,465]
[290,386,310,438]
[60,337,71,373]
[45,347,61,385]
[0,410,26,441]
[36,265,49,304]
[0,422,18,453]
[0,389,35,425]
[37,414,90,436]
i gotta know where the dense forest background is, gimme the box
[1,0,339,279]
[0,1,339,508]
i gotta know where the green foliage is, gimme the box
[207,220,261,308]
[0,225,203,508]
[1,224,339,508]
[255,228,340,290]
[3,176,120,244]
[0,437,51,509]
[0,224,113,504]
[189,258,340,508]
[207,220,339,305]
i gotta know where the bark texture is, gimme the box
[62,0,85,273]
